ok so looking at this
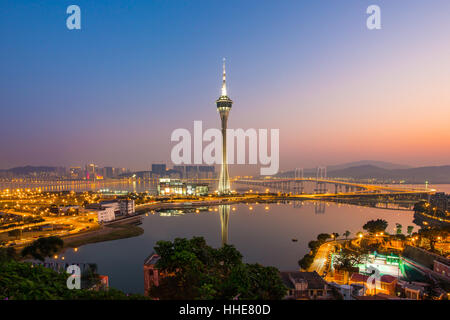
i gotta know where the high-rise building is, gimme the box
[104,167,114,178]
[185,165,198,179]
[85,163,98,180]
[151,164,166,176]
[173,165,186,178]
[173,165,215,179]
[69,167,83,179]
[198,165,216,179]
[216,58,232,194]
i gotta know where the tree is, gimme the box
[308,240,321,253]
[333,248,366,285]
[396,223,403,235]
[418,227,448,252]
[0,260,147,300]
[0,247,17,264]
[21,236,64,261]
[316,233,331,242]
[333,248,364,275]
[343,231,351,239]
[332,233,339,241]
[394,234,406,241]
[224,264,287,300]
[407,226,414,236]
[363,219,388,234]
[149,237,286,300]
[298,254,314,271]
[413,201,428,213]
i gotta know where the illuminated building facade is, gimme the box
[158,179,209,196]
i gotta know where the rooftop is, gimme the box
[144,253,160,266]
[350,273,397,284]
[280,271,328,290]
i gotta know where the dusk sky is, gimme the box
[1,0,449,173]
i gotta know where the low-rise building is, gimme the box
[96,206,115,223]
[280,271,334,300]
[434,260,450,279]
[328,282,365,300]
[143,254,162,296]
[332,266,359,284]
[403,283,424,300]
[349,273,398,296]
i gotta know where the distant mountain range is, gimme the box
[327,165,450,183]
[3,162,450,184]
[277,161,450,183]
[0,166,64,174]
[325,160,412,171]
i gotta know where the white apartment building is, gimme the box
[102,201,120,213]
[119,199,135,216]
[97,206,115,223]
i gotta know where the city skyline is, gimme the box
[1,1,450,174]
[2,1,450,306]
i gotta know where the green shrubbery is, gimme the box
[148,237,287,300]
[0,247,146,300]
[298,233,331,270]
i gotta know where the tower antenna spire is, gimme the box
[221,57,227,96]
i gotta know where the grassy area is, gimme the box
[63,223,144,248]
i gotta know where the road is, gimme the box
[308,239,345,275]
[1,209,98,247]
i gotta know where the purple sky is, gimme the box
[1,1,449,174]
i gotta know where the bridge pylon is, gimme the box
[294,168,304,194]
[315,166,327,194]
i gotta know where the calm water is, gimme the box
[56,201,419,294]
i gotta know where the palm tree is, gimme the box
[396,223,403,235]
[332,233,339,242]
[407,226,414,237]
[344,231,351,239]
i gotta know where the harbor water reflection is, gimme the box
[56,201,419,294]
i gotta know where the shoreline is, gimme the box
[13,221,144,253]
[62,223,144,249]
[9,192,433,252]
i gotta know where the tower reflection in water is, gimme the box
[219,205,230,246]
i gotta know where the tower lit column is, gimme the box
[216,58,233,194]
